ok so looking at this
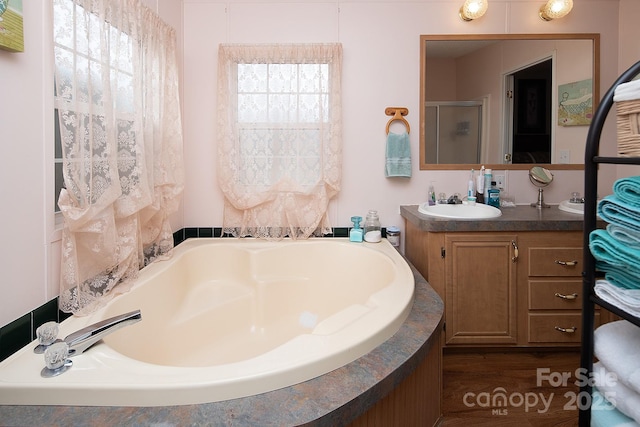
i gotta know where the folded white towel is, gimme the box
[595,279,640,318]
[594,362,640,424]
[614,79,640,102]
[595,320,640,395]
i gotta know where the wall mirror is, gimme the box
[419,34,600,170]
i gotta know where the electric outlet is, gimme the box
[559,150,571,163]
[495,174,506,190]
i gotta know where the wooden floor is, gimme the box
[441,350,581,427]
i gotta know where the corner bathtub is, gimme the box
[0,238,414,407]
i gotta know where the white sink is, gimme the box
[558,200,585,215]
[418,202,502,219]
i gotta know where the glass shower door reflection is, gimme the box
[425,102,483,164]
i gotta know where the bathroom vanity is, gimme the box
[402,205,605,347]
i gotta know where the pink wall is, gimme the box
[0,0,630,327]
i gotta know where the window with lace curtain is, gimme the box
[53,0,184,315]
[53,5,135,217]
[217,44,343,240]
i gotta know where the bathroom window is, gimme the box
[235,62,329,188]
[52,0,184,315]
[53,0,136,214]
[217,44,343,240]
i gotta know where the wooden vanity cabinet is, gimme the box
[518,231,599,346]
[404,222,594,347]
[405,222,518,346]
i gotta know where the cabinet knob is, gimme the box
[554,326,577,333]
[554,292,579,300]
[555,260,578,266]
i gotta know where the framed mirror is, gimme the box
[419,34,600,170]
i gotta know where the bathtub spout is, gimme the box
[64,310,142,356]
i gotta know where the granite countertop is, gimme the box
[0,263,444,427]
[401,204,601,232]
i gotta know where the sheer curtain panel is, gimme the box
[217,44,343,240]
[54,0,184,315]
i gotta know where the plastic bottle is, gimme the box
[476,166,485,204]
[363,210,382,243]
[488,181,501,208]
[349,216,363,242]
[467,169,475,198]
[484,168,492,204]
[428,182,436,206]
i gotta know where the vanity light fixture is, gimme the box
[539,0,573,21]
[459,0,488,21]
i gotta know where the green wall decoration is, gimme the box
[0,0,24,53]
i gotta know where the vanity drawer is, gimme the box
[528,280,583,310]
[528,313,600,343]
[528,247,583,277]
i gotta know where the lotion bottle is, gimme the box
[484,168,492,204]
[467,169,475,198]
[476,166,485,204]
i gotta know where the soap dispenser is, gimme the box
[350,216,363,242]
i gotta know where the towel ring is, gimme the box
[385,107,410,134]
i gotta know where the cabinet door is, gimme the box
[445,234,518,345]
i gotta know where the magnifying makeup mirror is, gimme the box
[529,166,554,209]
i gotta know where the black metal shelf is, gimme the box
[579,59,640,427]
[590,295,640,327]
[594,155,640,164]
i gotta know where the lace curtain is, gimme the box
[53,0,184,315]
[217,44,343,240]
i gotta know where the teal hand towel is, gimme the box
[385,132,411,178]
[598,195,640,233]
[613,175,640,207]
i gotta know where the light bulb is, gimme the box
[459,0,488,21]
[539,0,573,21]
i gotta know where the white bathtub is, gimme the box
[0,238,414,407]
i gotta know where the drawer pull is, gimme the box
[555,260,578,266]
[555,292,578,300]
[555,326,577,333]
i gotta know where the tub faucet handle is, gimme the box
[41,341,73,378]
[34,321,61,354]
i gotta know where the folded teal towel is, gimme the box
[598,195,640,233]
[614,176,640,207]
[590,228,640,268]
[608,223,640,248]
[385,132,411,178]
[596,261,640,290]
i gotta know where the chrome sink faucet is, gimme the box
[447,194,463,204]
